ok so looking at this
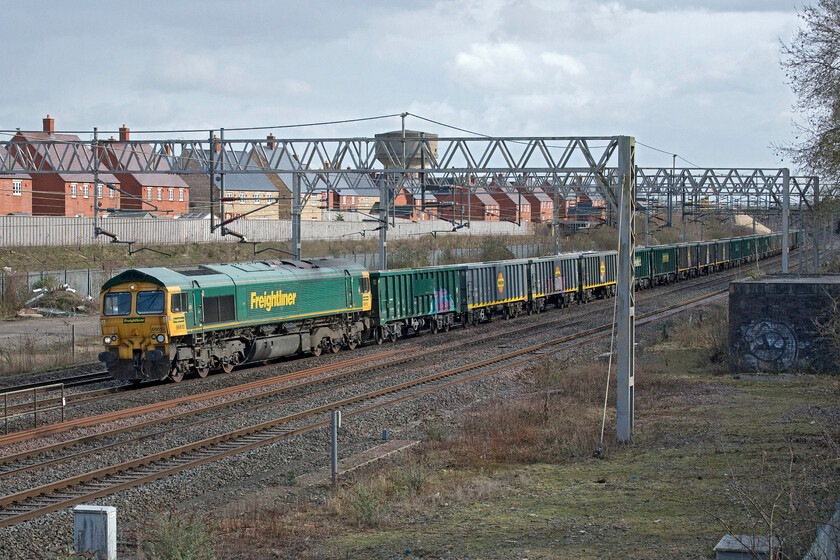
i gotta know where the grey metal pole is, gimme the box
[209,130,216,232]
[553,187,559,254]
[92,128,99,236]
[616,136,635,443]
[219,128,226,233]
[330,410,339,489]
[644,202,649,247]
[814,178,820,271]
[782,168,790,273]
[292,173,301,260]
[799,197,805,273]
[379,174,387,270]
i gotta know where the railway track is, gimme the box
[0,288,730,527]
[0,245,813,435]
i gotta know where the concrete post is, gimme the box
[331,410,340,489]
[74,505,116,560]
[616,136,635,443]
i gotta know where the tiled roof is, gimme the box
[0,145,31,179]
[14,131,118,184]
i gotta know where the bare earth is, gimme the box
[0,315,100,345]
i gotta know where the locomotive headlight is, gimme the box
[155,334,166,343]
[103,335,117,345]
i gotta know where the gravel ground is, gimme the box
[0,262,763,559]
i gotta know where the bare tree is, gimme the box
[779,0,840,181]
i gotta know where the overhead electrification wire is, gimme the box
[636,140,703,169]
[0,113,405,136]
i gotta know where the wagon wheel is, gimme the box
[169,368,185,383]
[443,322,450,332]
[330,339,341,353]
[430,320,439,334]
[389,331,398,343]
[221,361,235,374]
[374,329,384,345]
[312,344,323,356]
[194,366,209,379]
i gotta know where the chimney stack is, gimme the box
[119,125,129,142]
[164,143,172,156]
[214,135,221,153]
[267,133,276,150]
[43,115,54,133]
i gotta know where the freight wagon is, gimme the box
[528,254,580,311]
[369,264,461,342]
[461,259,530,324]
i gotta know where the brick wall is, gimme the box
[729,276,840,373]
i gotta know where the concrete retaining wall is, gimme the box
[0,216,532,247]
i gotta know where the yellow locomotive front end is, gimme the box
[99,280,173,382]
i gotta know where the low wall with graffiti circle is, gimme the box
[729,275,840,373]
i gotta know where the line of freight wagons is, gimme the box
[370,231,798,339]
[99,231,797,382]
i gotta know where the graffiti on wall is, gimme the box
[739,319,799,370]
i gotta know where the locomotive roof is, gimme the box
[101,258,366,291]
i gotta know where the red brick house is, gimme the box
[0,145,33,215]
[100,126,189,216]
[434,187,500,221]
[487,187,531,223]
[518,186,553,223]
[11,116,120,216]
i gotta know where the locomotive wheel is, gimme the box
[347,338,358,350]
[330,339,341,353]
[169,369,185,383]
[195,366,209,379]
[312,345,323,356]
[221,361,234,374]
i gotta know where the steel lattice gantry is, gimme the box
[0,133,820,443]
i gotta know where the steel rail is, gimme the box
[0,288,729,527]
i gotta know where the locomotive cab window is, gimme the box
[136,290,165,314]
[103,292,131,316]
[360,277,370,294]
[170,292,188,313]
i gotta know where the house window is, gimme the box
[239,192,246,203]
[83,184,89,198]
[109,185,115,198]
[147,187,152,200]
[71,184,77,198]
[157,187,162,201]
[179,188,184,201]
[254,193,261,204]
[12,180,21,196]
[97,184,103,198]
[169,188,174,201]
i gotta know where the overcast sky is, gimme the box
[1,0,805,170]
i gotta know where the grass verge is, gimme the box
[211,308,839,559]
